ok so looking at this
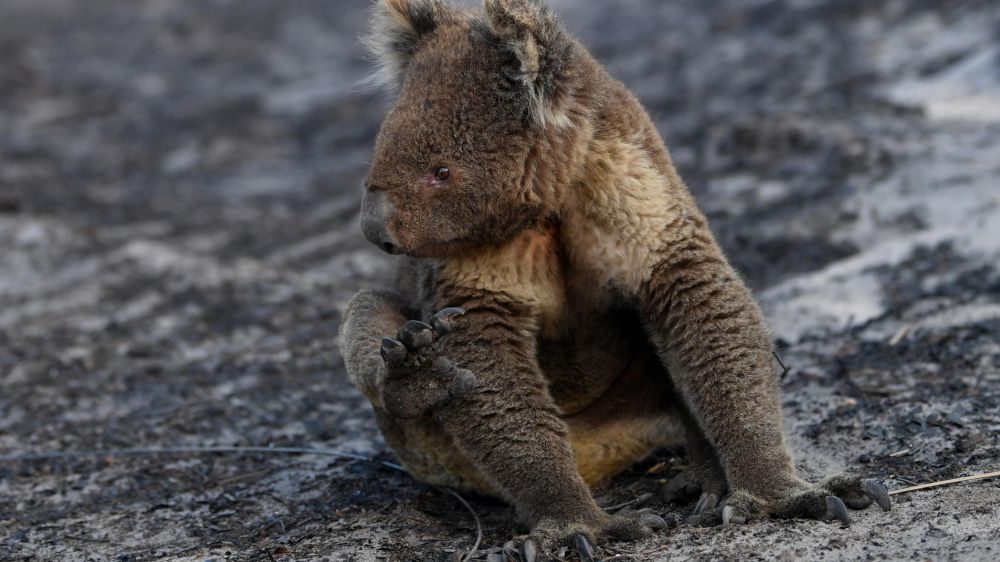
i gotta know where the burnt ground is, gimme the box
[1,0,999,560]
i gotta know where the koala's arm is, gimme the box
[638,204,803,499]
[433,289,607,532]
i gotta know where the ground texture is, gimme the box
[1,0,999,561]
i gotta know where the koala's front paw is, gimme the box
[379,308,475,419]
[705,475,891,527]
[506,511,671,562]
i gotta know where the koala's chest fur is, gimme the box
[436,226,663,414]
[560,134,694,297]
[438,222,570,338]
[428,133,692,412]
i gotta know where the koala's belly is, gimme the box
[545,311,684,484]
[564,344,684,485]
[383,313,682,493]
[539,308,651,415]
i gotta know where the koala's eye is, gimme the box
[434,167,451,182]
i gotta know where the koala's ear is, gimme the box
[484,0,574,128]
[364,0,451,90]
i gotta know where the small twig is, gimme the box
[888,324,911,347]
[638,543,673,556]
[439,487,483,561]
[218,466,286,487]
[644,461,668,475]
[773,351,789,380]
[0,446,483,562]
[889,471,1000,496]
[602,492,653,513]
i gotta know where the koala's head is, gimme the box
[360,0,577,258]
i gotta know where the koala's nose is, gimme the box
[360,187,402,255]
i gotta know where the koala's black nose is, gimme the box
[360,187,402,255]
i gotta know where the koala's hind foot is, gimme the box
[662,409,730,525]
[512,510,673,562]
[662,469,727,526]
[663,469,730,526]
[705,475,891,527]
[379,308,476,419]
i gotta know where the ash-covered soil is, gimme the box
[1,0,999,561]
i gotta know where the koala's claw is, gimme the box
[398,320,434,349]
[709,475,892,528]
[572,533,596,562]
[431,306,466,333]
[863,479,892,511]
[825,496,850,525]
[504,510,670,562]
[379,309,475,418]
[519,538,539,562]
[515,533,596,562]
[637,513,670,530]
[663,465,728,523]
[684,492,721,526]
[380,337,407,365]
[813,475,892,514]
[693,492,718,516]
[603,509,675,541]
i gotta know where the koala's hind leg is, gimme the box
[665,407,729,525]
[636,204,892,524]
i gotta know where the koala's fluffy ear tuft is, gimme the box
[364,0,451,90]
[484,0,574,128]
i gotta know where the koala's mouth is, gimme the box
[379,241,406,256]
[404,237,479,259]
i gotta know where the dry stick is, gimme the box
[602,492,654,513]
[889,470,1000,496]
[0,446,483,562]
[446,486,483,561]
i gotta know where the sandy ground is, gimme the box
[1,0,999,560]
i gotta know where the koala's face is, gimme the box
[361,0,576,258]
[362,19,542,258]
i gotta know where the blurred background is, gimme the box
[1,1,999,560]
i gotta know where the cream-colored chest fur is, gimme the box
[562,134,690,297]
[440,226,568,337]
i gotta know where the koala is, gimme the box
[340,0,891,559]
